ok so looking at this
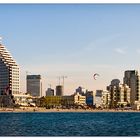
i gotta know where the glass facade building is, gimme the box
[27,75,42,97]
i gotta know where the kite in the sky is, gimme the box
[93,73,100,80]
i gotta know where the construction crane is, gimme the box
[0,36,2,43]
[57,76,61,85]
[61,76,67,94]
[48,84,52,89]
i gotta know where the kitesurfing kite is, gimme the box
[93,73,100,80]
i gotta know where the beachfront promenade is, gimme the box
[0,107,139,113]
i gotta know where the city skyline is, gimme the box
[1,4,140,95]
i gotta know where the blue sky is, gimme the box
[1,4,140,95]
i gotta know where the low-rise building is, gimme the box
[85,91,94,106]
[95,90,103,108]
[0,95,15,107]
[13,93,35,106]
[37,93,86,107]
[101,90,110,108]
[132,101,140,110]
[62,96,74,106]
[73,92,86,105]
[45,96,62,106]
[95,90,110,108]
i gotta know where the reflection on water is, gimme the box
[0,112,140,136]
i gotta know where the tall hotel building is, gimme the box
[107,79,130,108]
[0,42,20,95]
[123,70,140,105]
[27,75,42,97]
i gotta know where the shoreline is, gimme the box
[0,107,140,113]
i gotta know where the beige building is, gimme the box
[62,96,74,106]
[73,92,86,105]
[132,101,140,110]
[107,79,130,108]
[13,93,35,106]
[123,70,140,105]
[44,96,62,106]
[0,42,20,95]
[39,96,74,107]
[95,90,110,108]
[101,90,110,108]
[38,93,86,107]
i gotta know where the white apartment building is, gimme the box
[123,70,140,105]
[107,79,130,108]
[0,43,20,95]
[95,90,110,108]
[101,90,110,108]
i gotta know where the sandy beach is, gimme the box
[0,107,139,113]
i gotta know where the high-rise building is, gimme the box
[27,75,42,97]
[46,88,54,96]
[56,85,63,96]
[123,70,140,104]
[107,79,130,108]
[0,42,20,95]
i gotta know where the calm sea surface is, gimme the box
[0,112,140,136]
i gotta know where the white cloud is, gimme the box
[84,42,96,51]
[84,33,120,51]
[136,49,140,54]
[114,48,126,54]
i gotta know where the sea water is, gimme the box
[0,112,140,136]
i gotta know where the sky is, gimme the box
[1,4,140,95]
